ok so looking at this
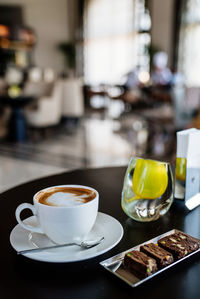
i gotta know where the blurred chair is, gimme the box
[185,87,200,110]
[24,80,63,128]
[62,78,84,119]
[43,68,56,83]
[23,81,53,98]
[172,86,200,130]
[5,67,23,86]
[27,67,43,83]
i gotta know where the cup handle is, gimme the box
[15,203,43,234]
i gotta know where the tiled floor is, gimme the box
[0,111,148,193]
[0,155,66,193]
[0,104,175,194]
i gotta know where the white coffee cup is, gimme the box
[15,185,99,244]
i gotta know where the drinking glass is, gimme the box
[121,157,174,222]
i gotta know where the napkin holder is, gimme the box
[175,128,200,210]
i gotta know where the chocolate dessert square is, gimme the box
[124,250,157,278]
[140,243,174,268]
[176,232,200,251]
[158,232,199,259]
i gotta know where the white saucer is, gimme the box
[10,212,124,263]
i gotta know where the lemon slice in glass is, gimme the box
[175,157,186,181]
[132,158,168,200]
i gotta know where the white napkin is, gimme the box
[176,128,200,209]
[176,128,200,167]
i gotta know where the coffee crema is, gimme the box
[36,187,96,207]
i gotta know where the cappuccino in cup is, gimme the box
[35,186,96,207]
[15,185,99,244]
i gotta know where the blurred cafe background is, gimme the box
[0,0,200,192]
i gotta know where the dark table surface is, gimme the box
[1,166,200,299]
[0,95,34,107]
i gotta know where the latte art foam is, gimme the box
[36,187,96,207]
[44,192,89,206]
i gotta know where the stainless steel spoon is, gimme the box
[17,237,105,255]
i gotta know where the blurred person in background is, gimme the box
[147,51,173,103]
[151,51,173,87]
